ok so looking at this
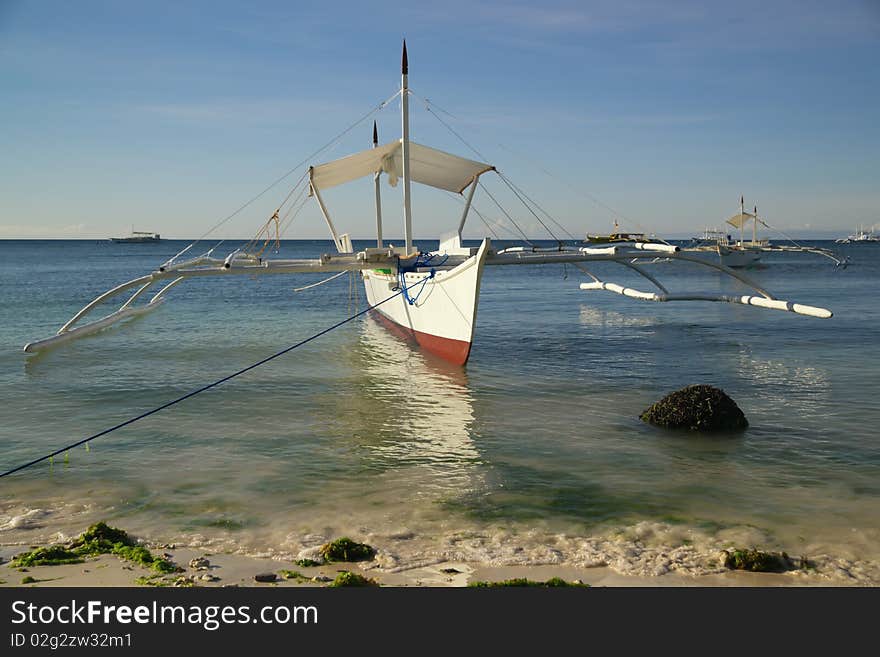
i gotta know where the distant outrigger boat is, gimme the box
[683,197,847,268]
[109,229,162,243]
[23,43,834,362]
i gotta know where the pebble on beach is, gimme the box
[189,556,211,570]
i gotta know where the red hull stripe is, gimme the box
[370,310,473,366]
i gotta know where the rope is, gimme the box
[162,89,401,267]
[496,172,578,242]
[479,181,535,245]
[0,288,404,480]
[495,171,561,243]
[417,94,655,238]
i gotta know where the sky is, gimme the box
[1,0,878,240]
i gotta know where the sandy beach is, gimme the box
[0,536,855,589]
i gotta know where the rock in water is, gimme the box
[640,384,748,432]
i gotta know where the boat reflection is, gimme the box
[343,315,484,495]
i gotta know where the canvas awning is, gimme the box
[309,139,494,194]
[726,212,756,230]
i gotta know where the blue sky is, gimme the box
[1,0,878,240]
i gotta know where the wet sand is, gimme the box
[0,542,844,588]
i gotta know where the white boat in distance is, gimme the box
[835,225,879,244]
[110,229,162,243]
[23,42,835,362]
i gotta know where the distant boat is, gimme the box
[110,230,162,243]
[683,198,848,268]
[682,199,763,268]
[835,226,879,244]
[584,221,662,244]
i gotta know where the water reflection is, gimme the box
[342,316,483,495]
[578,305,656,329]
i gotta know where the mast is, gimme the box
[739,195,744,245]
[401,40,413,255]
[373,121,383,248]
[753,205,758,245]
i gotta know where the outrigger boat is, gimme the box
[682,197,848,268]
[22,43,834,365]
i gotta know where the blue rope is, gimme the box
[396,252,447,305]
[400,268,436,305]
[0,288,404,480]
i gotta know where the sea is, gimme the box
[1,238,878,583]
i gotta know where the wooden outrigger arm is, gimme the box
[22,241,832,354]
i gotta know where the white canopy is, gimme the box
[309,139,494,194]
[726,212,756,230]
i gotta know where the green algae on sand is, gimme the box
[11,522,180,575]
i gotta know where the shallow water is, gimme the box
[1,239,878,582]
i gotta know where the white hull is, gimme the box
[361,238,490,365]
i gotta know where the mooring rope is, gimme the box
[0,288,404,480]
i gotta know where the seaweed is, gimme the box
[279,570,310,582]
[21,576,37,584]
[11,522,180,575]
[329,571,379,587]
[319,538,376,563]
[11,545,83,568]
[721,548,798,573]
[468,577,590,587]
[294,558,322,568]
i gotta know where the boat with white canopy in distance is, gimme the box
[682,197,848,268]
[22,42,835,364]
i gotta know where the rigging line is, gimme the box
[469,204,503,241]
[441,191,502,241]
[417,97,491,163]
[0,287,405,481]
[293,270,348,293]
[164,89,402,264]
[495,172,561,243]
[277,190,312,241]
[496,171,578,242]
[756,217,805,249]
[479,181,535,245]
[491,141,667,241]
[242,176,309,255]
[418,93,665,245]
[416,93,663,242]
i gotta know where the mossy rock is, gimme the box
[640,384,748,432]
[329,571,379,587]
[721,548,798,573]
[319,538,376,563]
